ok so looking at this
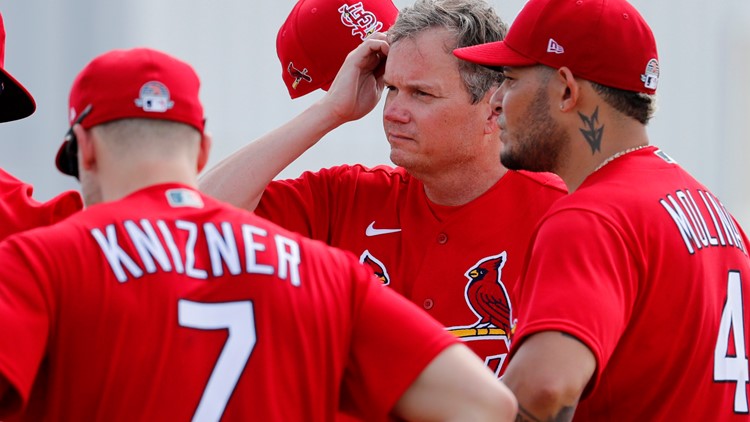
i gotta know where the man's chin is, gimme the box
[389,150,410,168]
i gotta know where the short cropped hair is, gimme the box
[388,0,507,104]
[591,83,658,124]
[92,118,201,155]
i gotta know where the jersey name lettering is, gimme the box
[660,189,746,255]
[90,219,301,285]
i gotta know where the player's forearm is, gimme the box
[393,344,518,421]
[504,373,580,422]
[198,101,347,211]
[502,331,595,422]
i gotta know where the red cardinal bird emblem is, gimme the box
[464,252,512,336]
[287,62,313,90]
[360,250,390,285]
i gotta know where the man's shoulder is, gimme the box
[324,163,410,182]
[508,170,568,194]
[0,168,83,238]
[297,164,415,200]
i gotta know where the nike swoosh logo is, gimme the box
[366,221,402,237]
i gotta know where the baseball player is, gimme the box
[0,47,517,421]
[454,0,750,420]
[201,0,567,378]
[0,11,82,241]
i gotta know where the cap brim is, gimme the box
[55,140,76,177]
[453,40,537,68]
[0,68,35,122]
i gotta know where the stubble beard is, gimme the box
[500,86,568,174]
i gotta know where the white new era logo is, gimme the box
[547,39,564,54]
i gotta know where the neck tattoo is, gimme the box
[593,145,649,173]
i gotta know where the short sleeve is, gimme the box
[340,262,458,420]
[512,209,639,392]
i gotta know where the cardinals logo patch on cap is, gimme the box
[135,81,175,113]
[287,62,313,90]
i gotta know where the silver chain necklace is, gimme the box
[593,144,649,173]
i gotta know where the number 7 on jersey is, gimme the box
[179,300,257,422]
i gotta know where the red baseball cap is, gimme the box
[453,0,659,94]
[56,48,205,177]
[0,12,36,122]
[276,0,398,99]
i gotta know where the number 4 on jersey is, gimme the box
[714,271,749,413]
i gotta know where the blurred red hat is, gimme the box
[277,0,398,99]
[0,12,36,122]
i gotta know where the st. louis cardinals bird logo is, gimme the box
[287,62,312,90]
[359,250,391,285]
[464,252,512,336]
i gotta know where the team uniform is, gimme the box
[0,183,457,421]
[0,168,81,240]
[0,170,82,422]
[256,163,567,375]
[512,146,750,420]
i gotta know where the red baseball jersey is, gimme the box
[0,183,457,421]
[513,146,750,420]
[256,164,567,376]
[0,168,82,240]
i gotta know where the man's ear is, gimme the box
[197,132,212,173]
[483,86,501,135]
[556,66,580,112]
[74,125,97,173]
